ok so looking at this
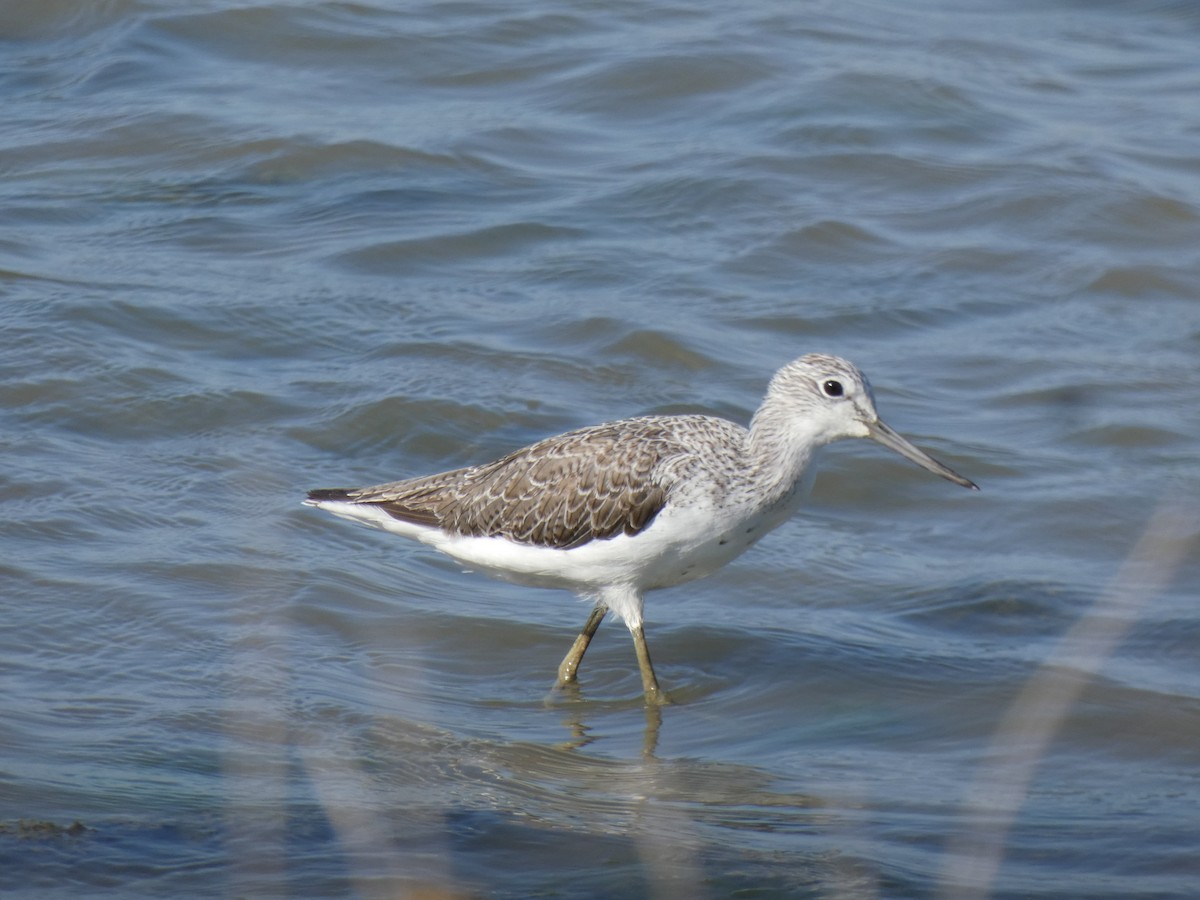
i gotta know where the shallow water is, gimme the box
[3,0,1200,897]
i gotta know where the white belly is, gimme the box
[306,473,810,595]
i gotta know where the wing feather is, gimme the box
[309,418,688,549]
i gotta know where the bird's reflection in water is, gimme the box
[551,688,664,758]
[550,697,704,895]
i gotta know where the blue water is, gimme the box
[3,1,1199,897]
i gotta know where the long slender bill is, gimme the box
[867,420,979,490]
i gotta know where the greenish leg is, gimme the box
[556,605,607,687]
[630,623,672,706]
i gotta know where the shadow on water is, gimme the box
[325,704,834,899]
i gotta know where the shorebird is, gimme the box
[305,354,977,704]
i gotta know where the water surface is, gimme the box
[3,1,1199,897]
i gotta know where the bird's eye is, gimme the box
[822,379,844,397]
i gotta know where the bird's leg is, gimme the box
[630,623,671,706]
[556,604,607,688]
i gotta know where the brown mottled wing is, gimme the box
[328,419,682,549]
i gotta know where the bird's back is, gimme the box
[306,414,750,551]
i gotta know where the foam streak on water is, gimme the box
[2,1,1199,897]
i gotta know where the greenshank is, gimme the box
[305,354,977,704]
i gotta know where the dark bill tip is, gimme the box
[867,420,979,491]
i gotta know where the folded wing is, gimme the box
[307,419,683,550]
